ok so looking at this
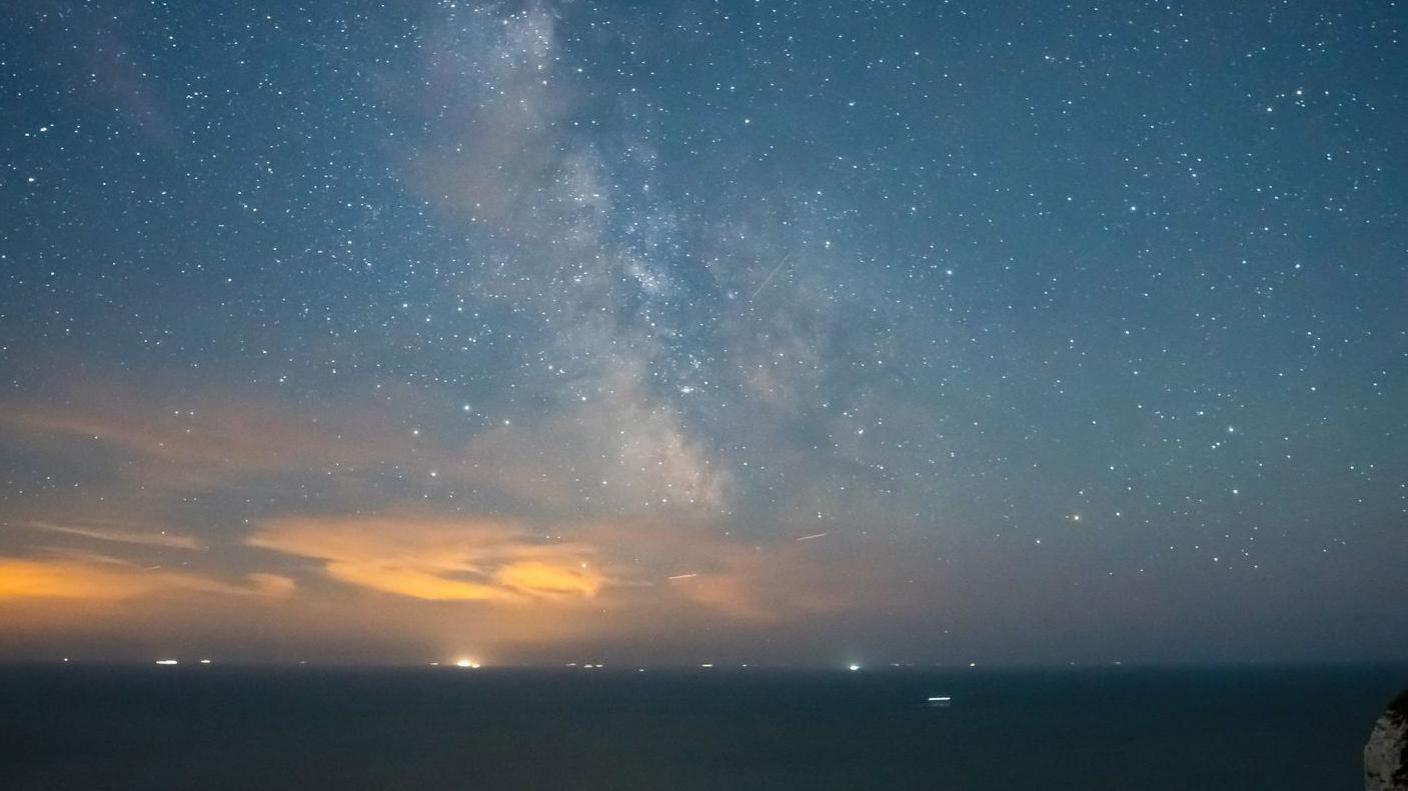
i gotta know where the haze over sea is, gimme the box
[2,663,1402,790]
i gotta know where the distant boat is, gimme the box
[927,695,952,707]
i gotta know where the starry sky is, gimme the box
[1,0,1404,666]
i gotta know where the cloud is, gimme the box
[15,520,202,550]
[0,503,932,657]
[243,512,909,627]
[0,552,293,601]
[584,520,906,624]
[0,380,416,492]
[247,515,606,602]
[0,365,728,525]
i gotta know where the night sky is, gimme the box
[1,0,1404,666]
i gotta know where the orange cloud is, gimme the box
[0,513,931,661]
[494,560,601,597]
[0,553,294,601]
[247,515,606,602]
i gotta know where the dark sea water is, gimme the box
[1,664,1403,790]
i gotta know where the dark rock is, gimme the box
[1366,690,1408,790]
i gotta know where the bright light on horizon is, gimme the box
[454,658,481,669]
[848,663,861,672]
[155,659,178,665]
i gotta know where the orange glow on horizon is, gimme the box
[247,516,607,603]
[0,557,294,601]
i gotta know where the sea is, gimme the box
[1,663,1403,790]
